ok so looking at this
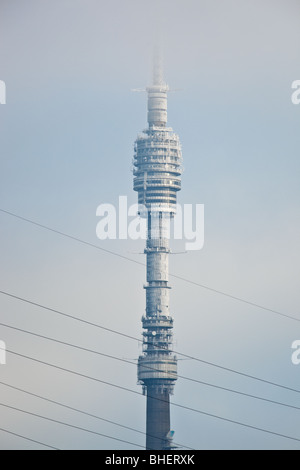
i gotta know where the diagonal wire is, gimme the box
[1,288,299,395]
[4,346,300,445]
[0,403,146,449]
[0,427,59,450]
[0,380,193,450]
[0,208,299,323]
[0,321,299,412]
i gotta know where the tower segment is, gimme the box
[133,53,182,450]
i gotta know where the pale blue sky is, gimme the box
[0,0,300,449]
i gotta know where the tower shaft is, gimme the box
[146,388,170,450]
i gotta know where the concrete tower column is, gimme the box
[133,52,182,450]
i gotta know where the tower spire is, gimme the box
[146,48,168,127]
[153,46,164,87]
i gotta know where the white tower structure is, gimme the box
[133,50,182,450]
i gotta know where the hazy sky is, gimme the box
[0,0,300,449]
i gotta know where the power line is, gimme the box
[170,272,300,323]
[5,346,300,445]
[0,381,144,442]
[1,321,300,413]
[172,351,300,395]
[0,289,139,344]
[1,288,299,395]
[0,403,146,449]
[0,427,59,450]
[0,208,144,267]
[0,380,193,450]
[0,208,299,324]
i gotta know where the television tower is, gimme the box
[133,49,182,450]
